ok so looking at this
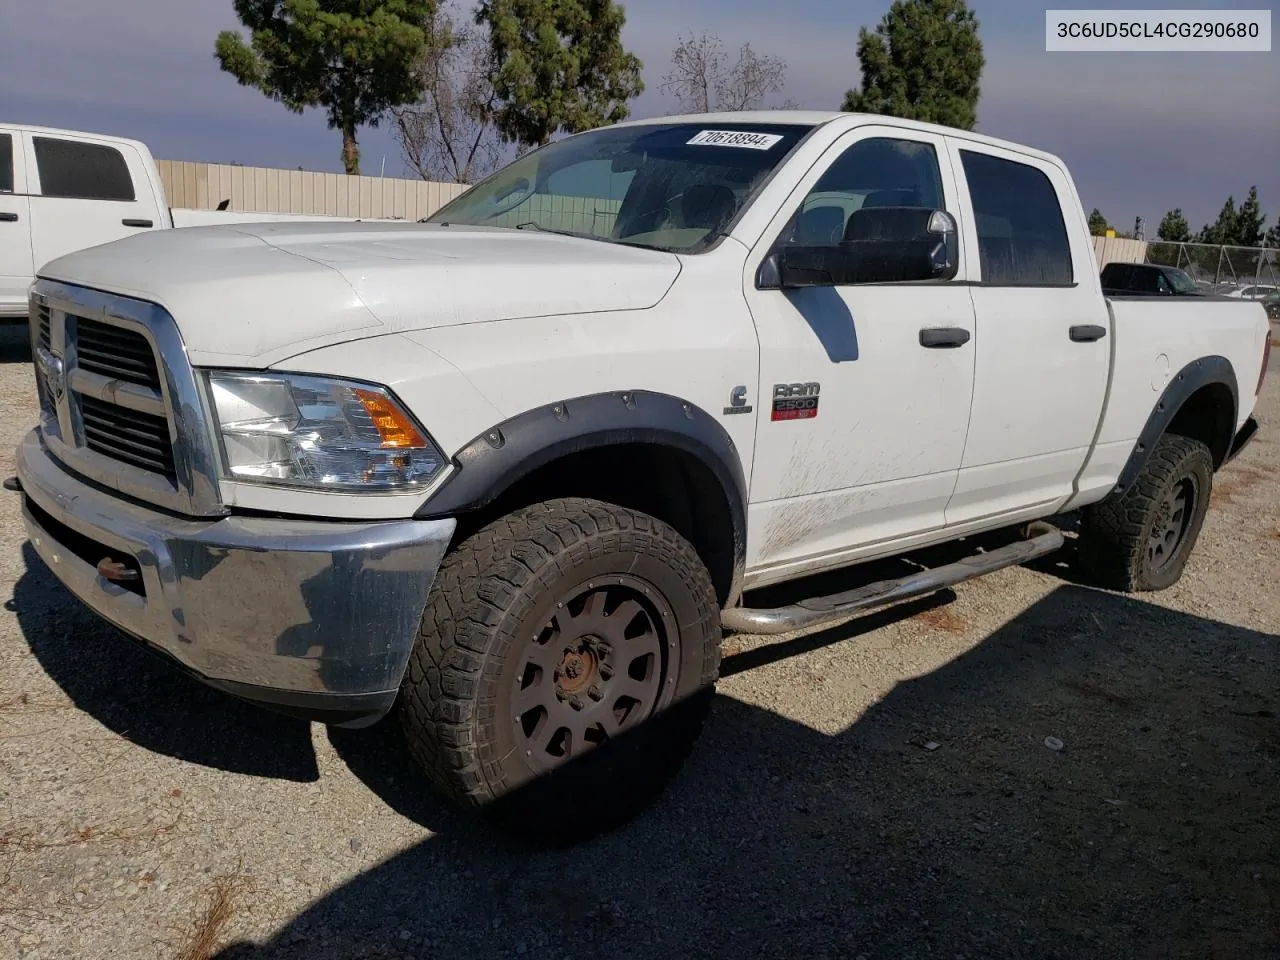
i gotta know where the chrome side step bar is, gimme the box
[721,521,1064,636]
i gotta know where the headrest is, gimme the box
[682,184,738,231]
[794,205,845,244]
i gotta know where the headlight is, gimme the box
[206,371,446,492]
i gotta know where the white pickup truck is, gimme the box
[12,111,1269,844]
[0,122,381,320]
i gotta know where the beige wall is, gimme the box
[156,160,468,221]
[1092,235,1148,268]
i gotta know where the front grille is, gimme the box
[31,282,220,517]
[80,395,176,481]
[74,317,162,388]
[54,315,177,484]
[36,304,51,351]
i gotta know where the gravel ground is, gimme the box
[1,322,1277,960]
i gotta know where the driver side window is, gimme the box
[785,137,945,246]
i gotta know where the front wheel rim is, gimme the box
[1147,475,1198,572]
[511,574,677,775]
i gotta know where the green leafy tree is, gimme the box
[1266,222,1280,248]
[1157,208,1191,242]
[215,0,436,175]
[1087,208,1110,236]
[842,0,984,130]
[476,0,644,148]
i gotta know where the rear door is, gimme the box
[24,132,163,273]
[0,131,34,316]
[944,140,1110,524]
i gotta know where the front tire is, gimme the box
[1078,434,1214,592]
[399,497,721,845]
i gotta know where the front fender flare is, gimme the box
[415,390,749,597]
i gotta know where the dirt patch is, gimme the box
[913,605,969,635]
[1211,463,1272,504]
[1060,677,1137,709]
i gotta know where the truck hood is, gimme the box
[36,221,682,367]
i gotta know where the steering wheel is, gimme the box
[616,199,677,238]
[477,177,535,222]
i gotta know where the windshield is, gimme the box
[425,122,814,253]
[1166,267,1198,294]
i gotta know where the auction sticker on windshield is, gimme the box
[687,130,785,150]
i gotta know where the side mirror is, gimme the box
[764,207,960,289]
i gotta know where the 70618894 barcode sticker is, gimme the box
[686,130,785,150]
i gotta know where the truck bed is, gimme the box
[1070,296,1269,507]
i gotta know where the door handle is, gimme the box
[919,327,971,348]
[122,218,153,228]
[1069,324,1107,342]
[0,212,18,222]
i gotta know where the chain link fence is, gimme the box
[1146,241,1280,310]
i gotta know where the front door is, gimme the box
[741,126,978,584]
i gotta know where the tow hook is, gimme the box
[97,558,140,583]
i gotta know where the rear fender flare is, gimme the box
[1111,355,1237,497]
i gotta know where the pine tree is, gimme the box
[842,0,984,130]
[476,0,644,147]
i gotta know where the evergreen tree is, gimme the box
[842,0,984,130]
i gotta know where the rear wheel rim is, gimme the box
[511,575,676,775]
[1147,475,1198,573]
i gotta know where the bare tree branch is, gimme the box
[392,2,507,184]
[660,32,724,113]
[715,42,789,112]
[660,32,792,114]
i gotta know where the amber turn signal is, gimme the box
[354,388,430,448]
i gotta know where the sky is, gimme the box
[1,0,1277,233]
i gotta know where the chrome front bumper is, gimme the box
[15,429,456,726]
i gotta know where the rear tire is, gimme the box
[399,497,721,845]
[1078,434,1214,592]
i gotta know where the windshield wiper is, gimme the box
[513,222,601,242]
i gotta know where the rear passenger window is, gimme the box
[960,150,1073,285]
[0,135,12,193]
[33,137,135,202]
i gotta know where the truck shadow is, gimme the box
[6,528,1004,793]
[10,542,319,782]
[786,286,859,363]
[0,322,33,364]
[220,584,1279,960]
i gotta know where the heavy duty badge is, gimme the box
[723,385,753,415]
[771,382,820,421]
